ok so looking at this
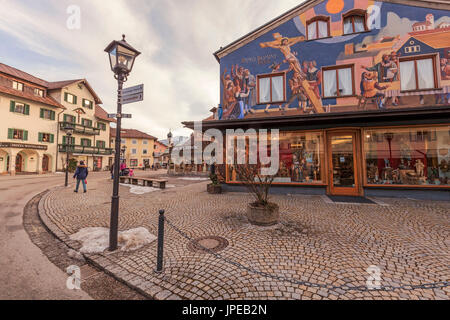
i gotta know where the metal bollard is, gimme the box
[156,209,165,273]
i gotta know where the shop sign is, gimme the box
[0,142,48,151]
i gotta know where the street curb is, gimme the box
[37,186,183,300]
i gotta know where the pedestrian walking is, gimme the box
[73,161,89,193]
[110,163,114,179]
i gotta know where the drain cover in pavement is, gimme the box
[327,196,376,204]
[187,236,229,253]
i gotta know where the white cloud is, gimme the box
[0,0,305,139]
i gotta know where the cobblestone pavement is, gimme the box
[39,177,450,300]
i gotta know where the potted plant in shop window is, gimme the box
[234,164,279,226]
[207,163,222,194]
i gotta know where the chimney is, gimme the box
[345,43,355,55]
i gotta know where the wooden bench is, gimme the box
[119,176,168,189]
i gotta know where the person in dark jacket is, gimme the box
[73,161,89,193]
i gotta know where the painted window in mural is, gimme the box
[323,65,355,98]
[364,126,450,186]
[227,131,324,185]
[343,10,367,35]
[257,73,286,104]
[399,56,437,92]
[307,17,330,40]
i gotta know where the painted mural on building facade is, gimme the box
[218,0,450,120]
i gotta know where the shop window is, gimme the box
[343,10,367,35]
[322,65,355,98]
[399,56,438,92]
[307,16,330,40]
[227,131,324,184]
[364,127,450,187]
[12,81,24,91]
[257,73,286,104]
[130,159,138,167]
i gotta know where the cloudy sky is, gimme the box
[0,0,305,139]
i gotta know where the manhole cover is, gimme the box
[187,236,229,253]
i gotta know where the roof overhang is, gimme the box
[183,106,450,131]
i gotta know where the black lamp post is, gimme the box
[105,35,141,251]
[167,131,173,173]
[64,125,74,187]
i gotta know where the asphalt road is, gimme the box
[0,173,109,300]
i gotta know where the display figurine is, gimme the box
[415,159,425,177]
[392,168,401,184]
[384,158,391,168]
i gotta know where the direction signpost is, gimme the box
[121,84,144,105]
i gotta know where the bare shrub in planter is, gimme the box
[234,164,279,226]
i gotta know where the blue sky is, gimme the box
[0,0,304,139]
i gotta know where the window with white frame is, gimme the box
[322,65,355,98]
[257,73,286,104]
[399,56,437,91]
[12,81,24,91]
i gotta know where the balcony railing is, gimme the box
[59,121,100,136]
[59,144,113,155]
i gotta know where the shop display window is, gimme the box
[364,127,450,186]
[227,131,324,184]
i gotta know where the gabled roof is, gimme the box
[213,0,450,63]
[47,79,103,104]
[412,30,450,49]
[0,63,48,87]
[95,104,116,123]
[110,128,157,140]
[0,83,65,109]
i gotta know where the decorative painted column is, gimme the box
[9,150,17,176]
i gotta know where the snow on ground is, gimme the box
[177,177,209,181]
[70,227,156,254]
[120,183,175,195]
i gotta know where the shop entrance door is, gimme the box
[327,131,362,196]
[15,154,22,173]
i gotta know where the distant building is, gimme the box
[110,128,157,169]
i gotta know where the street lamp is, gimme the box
[64,124,74,187]
[167,131,173,173]
[105,35,141,251]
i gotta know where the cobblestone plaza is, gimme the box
[39,176,450,300]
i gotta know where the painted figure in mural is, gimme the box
[360,72,389,109]
[306,61,322,101]
[285,72,308,111]
[260,33,306,75]
[436,58,450,105]
[362,54,398,84]
[221,68,237,112]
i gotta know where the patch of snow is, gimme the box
[178,177,209,181]
[120,183,175,194]
[70,227,156,254]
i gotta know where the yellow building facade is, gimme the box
[110,129,157,169]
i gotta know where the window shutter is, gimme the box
[40,109,44,118]
[63,136,66,145]
[8,128,13,139]
[73,95,78,105]
[25,104,30,115]
[38,133,43,142]
[51,111,55,120]
[50,134,54,143]
[10,101,15,112]
[63,114,67,122]
[23,130,28,141]
[64,92,68,102]
[72,137,75,145]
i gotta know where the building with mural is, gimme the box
[0,63,114,175]
[184,0,450,199]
